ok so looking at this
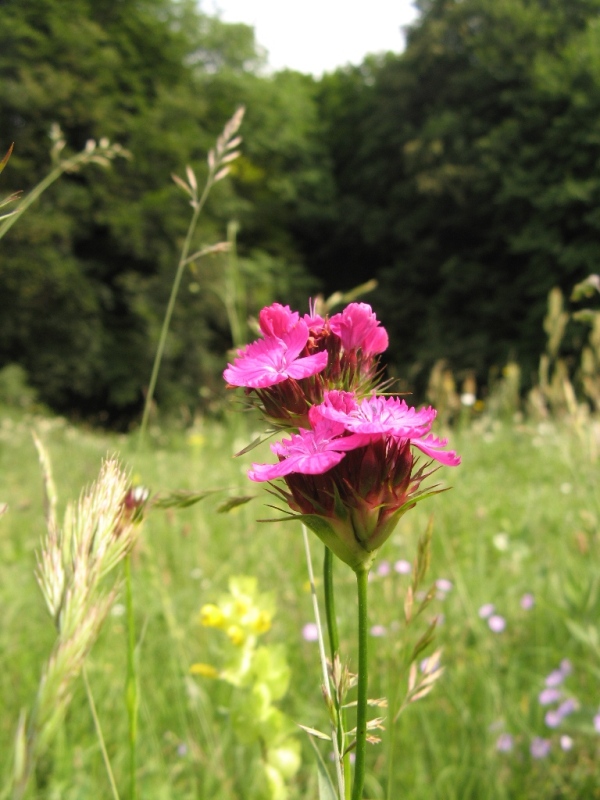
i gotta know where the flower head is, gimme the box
[224,318,328,389]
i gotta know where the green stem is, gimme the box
[0,165,63,241]
[323,548,351,799]
[323,547,339,658]
[351,568,369,800]
[124,555,138,800]
[137,178,212,448]
[83,667,121,800]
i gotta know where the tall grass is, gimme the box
[1,407,599,798]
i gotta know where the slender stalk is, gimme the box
[83,668,121,800]
[302,527,345,799]
[124,555,138,800]
[323,547,352,799]
[137,188,207,446]
[323,547,339,657]
[0,165,62,241]
[351,568,370,800]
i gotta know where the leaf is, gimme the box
[0,142,14,175]
[297,724,331,741]
[305,734,338,800]
[152,489,220,509]
[216,495,254,513]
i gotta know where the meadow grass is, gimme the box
[1,406,599,799]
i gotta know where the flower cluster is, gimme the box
[224,301,460,572]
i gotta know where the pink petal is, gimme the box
[329,303,388,353]
[259,303,299,338]
[285,350,329,380]
[248,449,346,481]
[412,434,461,466]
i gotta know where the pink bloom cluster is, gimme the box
[224,301,460,572]
[224,302,388,428]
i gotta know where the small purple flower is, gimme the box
[560,659,573,677]
[545,709,563,728]
[488,615,506,633]
[560,735,574,751]
[496,733,513,753]
[436,578,453,593]
[177,743,188,757]
[594,713,600,734]
[557,698,577,718]
[539,688,562,706]
[545,669,566,688]
[377,560,391,577]
[530,737,551,759]
[479,603,495,619]
[302,622,319,642]
[520,593,535,610]
[394,559,411,575]
[370,624,387,637]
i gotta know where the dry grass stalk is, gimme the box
[11,438,144,799]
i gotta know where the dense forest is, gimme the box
[2,0,600,422]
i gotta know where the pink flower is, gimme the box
[329,303,388,355]
[224,318,328,389]
[258,303,300,338]
[248,415,372,481]
[316,392,460,467]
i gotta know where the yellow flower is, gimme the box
[199,604,225,628]
[190,662,219,679]
[250,610,272,634]
[226,624,245,646]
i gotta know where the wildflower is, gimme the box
[436,578,453,593]
[200,604,225,628]
[560,735,574,751]
[223,317,328,389]
[226,624,245,646]
[593,712,600,733]
[530,737,551,759]
[539,688,562,706]
[488,615,506,633]
[520,593,535,610]
[545,660,572,688]
[478,603,495,619]
[250,390,460,571]
[558,698,577,717]
[248,411,372,482]
[376,560,391,577]
[496,733,513,753]
[249,609,272,634]
[394,559,412,574]
[369,625,387,637]
[545,709,562,728]
[329,303,388,355]
[317,392,459,466]
[302,622,319,642]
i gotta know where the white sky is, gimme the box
[204,1,421,76]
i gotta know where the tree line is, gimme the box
[2,0,600,422]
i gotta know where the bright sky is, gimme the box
[204,1,421,76]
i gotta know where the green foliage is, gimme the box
[0,0,322,422]
[1,410,600,798]
[300,0,600,395]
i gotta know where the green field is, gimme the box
[1,406,599,799]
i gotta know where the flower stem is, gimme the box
[124,555,138,800]
[351,567,370,800]
[324,547,352,800]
